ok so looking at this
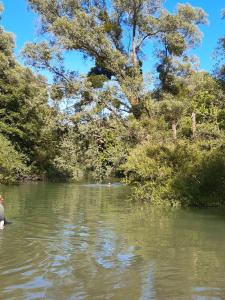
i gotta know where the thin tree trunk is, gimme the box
[172,122,177,141]
[131,102,142,119]
[131,8,138,66]
[192,112,196,138]
[132,40,137,65]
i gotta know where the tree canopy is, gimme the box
[23,0,207,118]
[0,4,65,181]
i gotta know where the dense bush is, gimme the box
[54,118,130,182]
[0,17,65,182]
[174,145,225,206]
[0,134,28,183]
[122,138,225,207]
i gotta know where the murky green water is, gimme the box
[0,183,225,299]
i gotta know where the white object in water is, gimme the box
[0,220,4,229]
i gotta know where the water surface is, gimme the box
[0,183,225,299]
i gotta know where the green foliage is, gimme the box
[213,10,225,90]
[0,134,28,183]
[54,117,130,182]
[123,139,225,207]
[174,145,225,206]
[121,71,225,207]
[0,13,64,181]
[24,0,207,119]
[1,1,225,210]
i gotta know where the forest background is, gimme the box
[0,0,224,207]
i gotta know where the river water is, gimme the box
[0,183,225,299]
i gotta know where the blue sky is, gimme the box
[1,0,224,79]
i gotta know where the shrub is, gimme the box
[0,134,28,183]
[122,139,225,207]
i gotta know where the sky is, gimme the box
[1,0,224,80]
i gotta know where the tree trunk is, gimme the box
[131,10,138,66]
[132,41,138,65]
[192,112,196,138]
[172,122,177,141]
[131,102,142,119]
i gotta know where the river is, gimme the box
[0,182,225,299]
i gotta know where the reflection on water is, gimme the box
[0,183,225,299]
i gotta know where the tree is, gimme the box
[215,9,225,89]
[23,0,207,119]
[54,116,131,181]
[0,4,64,177]
[156,54,200,96]
[0,134,28,183]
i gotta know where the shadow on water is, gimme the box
[0,182,225,299]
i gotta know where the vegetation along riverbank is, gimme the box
[0,1,224,207]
